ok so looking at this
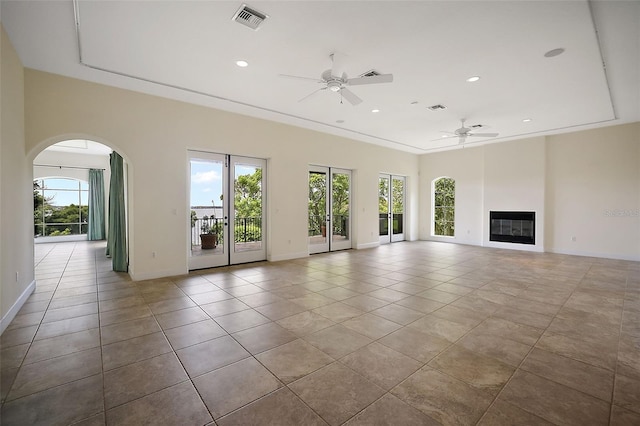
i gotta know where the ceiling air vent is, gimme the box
[360,70,381,78]
[232,4,268,30]
[470,124,484,128]
[427,104,447,111]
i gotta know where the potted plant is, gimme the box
[200,216,217,249]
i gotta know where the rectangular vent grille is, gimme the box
[360,70,381,77]
[427,104,447,111]
[232,4,268,30]
[470,124,484,128]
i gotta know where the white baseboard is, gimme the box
[269,252,309,262]
[547,247,640,262]
[1,279,36,335]
[356,241,380,250]
[130,268,184,282]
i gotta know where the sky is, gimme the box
[190,160,257,207]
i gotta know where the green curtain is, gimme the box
[87,169,105,240]
[106,152,128,272]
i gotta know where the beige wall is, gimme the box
[545,123,640,260]
[1,25,34,332]
[420,123,640,260]
[24,69,420,280]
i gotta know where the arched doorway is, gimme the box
[31,138,130,274]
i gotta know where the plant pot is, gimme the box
[200,234,217,249]
[321,225,326,238]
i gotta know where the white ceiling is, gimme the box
[43,139,112,156]
[2,1,639,154]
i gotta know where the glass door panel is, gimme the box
[391,176,405,242]
[230,156,266,265]
[379,175,390,244]
[188,152,228,269]
[331,169,352,251]
[309,166,351,254]
[308,167,329,254]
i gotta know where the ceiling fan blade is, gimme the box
[339,88,363,105]
[330,52,348,79]
[298,87,326,103]
[347,74,394,86]
[467,132,499,137]
[279,74,324,83]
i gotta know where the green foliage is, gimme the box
[234,168,262,219]
[378,178,389,213]
[392,179,404,214]
[308,172,327,235]
[33,179,88,236]
[190,210,197,227]
[434,177,455,236]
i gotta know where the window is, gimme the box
[34,178,89,237]
[433,177,455,237]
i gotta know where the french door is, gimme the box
[308,166,352,254]
[379,174,405,244]
[188,151,266,270]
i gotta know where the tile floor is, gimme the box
[1,240,639,425]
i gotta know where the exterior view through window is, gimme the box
[433,177,455,237]
[34,178,89,236]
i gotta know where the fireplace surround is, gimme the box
[490,211,535,245]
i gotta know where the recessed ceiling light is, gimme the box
[544,48,565,58]
[466,76,481,82]
[236,60,249,67]
[371,109,380,113]
[523,118,532,123]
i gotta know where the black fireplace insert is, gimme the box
[490,211,535,245]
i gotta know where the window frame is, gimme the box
[432,176,455,237]
[34,177,89,237]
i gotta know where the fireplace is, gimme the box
[490,211,535,245]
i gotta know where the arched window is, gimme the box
[34,178,89,237]
[433,177,455,237]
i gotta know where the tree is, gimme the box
[234,168,262,218]
[378,178,389,213]
[308,172,326,235]
[434,177,455,236]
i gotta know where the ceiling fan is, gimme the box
[439,119,499,144]
[279,52,393,105]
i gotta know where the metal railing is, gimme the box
[308,214,348,237]
[191,216,262,246]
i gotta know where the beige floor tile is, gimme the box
[340,342,422,390]
[341,313,402,339]
[24,328,100,365]
[232,322,296,354]
[417,289,460,304]
[200,298,249,317]
[176,335,250,377]
[458,331,532,367]
[99,304,152,327]
[537,331,618,371]
[189,289,234,305]
[194,357,281,418]
[276,311,335,336]
[100,316,161,345]
[477,399,554,425]
[1,367,19,402]
[431,304,488,328]
[500,370,610,426]
[105,381,212,425]
[154,306,209,330]
[520,348,614,401]
[344,394,440,426]
[237,291,285,308]
[392,367,494,425]
[472,317,543,346]
[164,319,227,349]
[102,332,172,371]
[147,296,196,315]
[98,295,146,313]
[254,300,308,321]
[379,326,451,363]
[8,347,102,400]
[611,405,640,425]
[318,287,360,301]
[342,294,388,312]
[395,296,446,314]
[215,309,271,333]
[613,373,640,414]
[409,315,474,342]
[428,345,515,394]
[104,352,188,409]
[370,303,424,325]
[312,302,365,322]
[0,343,30,370]
[34,314,99,341]
[290,362,385,426]
[256,339,334,384]
[0,374,104,426]
[216,387,327,426]
[304,324,372,359]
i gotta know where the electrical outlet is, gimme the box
[152,251,156,258]
[571,236,576,242]
[15,271,19,282]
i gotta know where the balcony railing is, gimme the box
[191,216,262,246]
[308,214,349,237]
